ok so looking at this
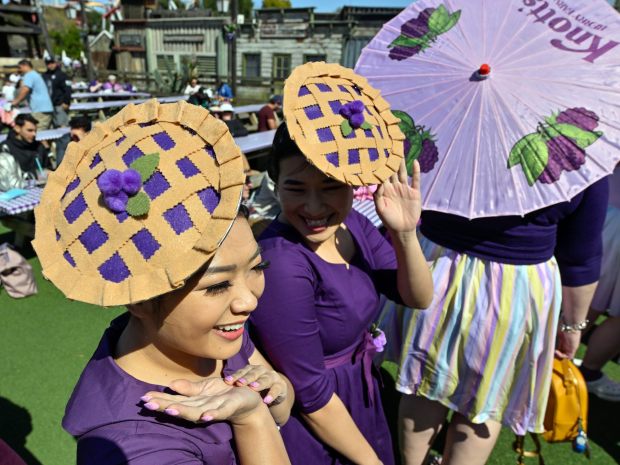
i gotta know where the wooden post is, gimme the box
[230,0,237,96]
[79,0,95,82]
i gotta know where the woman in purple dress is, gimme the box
[249,120,433,465]
[32,101,294,465]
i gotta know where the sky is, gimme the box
[252,0,412,12]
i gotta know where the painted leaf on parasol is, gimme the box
[356,0,620,218]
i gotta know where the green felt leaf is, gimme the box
[126,192,150,217]
[545,114,558,126]
[405,131,423,176]
[507,133,548,186]
[130,152,160,183]
[341,120,353,137]
[389,34,429,48]
[429,6,461,35]
[552,124,602,148]
[360,121,373,130]
[392,110,415,130]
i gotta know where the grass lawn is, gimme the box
[0,228,618,465]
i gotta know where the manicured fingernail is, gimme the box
[249,381,260,388]
[238,378,247,384]
[263,395,274,404]
[201,415,214,422]
[224,375,234,382]
[164,408,179,416]
[140,395,152,402]
[144,401,159,410]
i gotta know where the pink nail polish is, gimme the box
[224,375,234,382]
[263,395,274,404]
[164,408,179,416]
[201,415,214,422]
[140,395,152,402]
[249,381,260,388]
[238,378,247,384]
[144,401,159,410]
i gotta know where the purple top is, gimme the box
[62,313,255,465]
[250,210,400,464]
[420,178,609,286]
[251,210,400,413]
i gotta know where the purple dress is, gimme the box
[63,313,256,465]
[250,210,402,465]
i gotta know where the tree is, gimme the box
[262,0,291,8]
[49,24,82,58]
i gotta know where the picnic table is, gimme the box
[15,95,189,117]
[234,104,264,114]
[0,187,43,246]
[72,91,152,100]
[234,129,275,156]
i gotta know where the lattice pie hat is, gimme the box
[283,62,405,186]
[33,100,244,306]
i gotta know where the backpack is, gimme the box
[0,144,27,191]
[0,243,38,298]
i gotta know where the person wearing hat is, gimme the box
[43,57,72,127]
[102,74,123,93]
[257,95,282,132]
[33,100,293,465]
[219,102,249,138]
[246,63,433,465]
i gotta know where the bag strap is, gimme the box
[513,434,546,465]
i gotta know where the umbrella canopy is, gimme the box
[355,0,620,218]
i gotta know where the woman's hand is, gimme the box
[224,364,288,406]
[555,330,581,360]
[142,377,262,424]
[374,159,422,234]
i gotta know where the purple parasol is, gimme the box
[356,0,620,218]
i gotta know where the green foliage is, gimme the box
[49,24,82,59]
[86,10,102,34]
[262,0,292,8]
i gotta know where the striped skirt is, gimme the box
[387,236,562,435]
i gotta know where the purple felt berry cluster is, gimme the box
[339,100,366,129]
[97,169,142,213]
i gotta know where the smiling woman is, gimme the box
[248,63,433,465]
[31,100,293,465]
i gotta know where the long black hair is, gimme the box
[268,122,305,183]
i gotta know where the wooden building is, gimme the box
[235,6,402,101]
[0,0,43,61]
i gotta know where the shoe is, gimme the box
[587,374,620,401]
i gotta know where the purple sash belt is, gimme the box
[324,332,378,406]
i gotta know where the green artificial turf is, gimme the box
[0,242,618,464]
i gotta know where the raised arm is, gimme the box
[374,160,433,308]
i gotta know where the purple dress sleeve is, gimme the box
[555,177,609,286]
[250,246,336,414]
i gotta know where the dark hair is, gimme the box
[268,122,305,183]
[69,116,92,132]
[14,113,38,127]
[17,59,32,68]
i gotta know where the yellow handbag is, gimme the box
[543,358,589,443]
[514,358,590,464]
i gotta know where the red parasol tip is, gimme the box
[478,64,491,76]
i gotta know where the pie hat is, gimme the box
[283,62,405,186]
[33,99,245,306]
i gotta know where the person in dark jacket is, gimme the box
[2,113,49,177]
[43,58,71,127]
